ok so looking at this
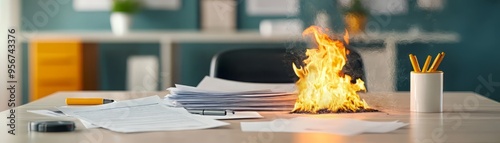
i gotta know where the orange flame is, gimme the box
[292,26,369,113]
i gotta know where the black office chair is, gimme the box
[210,48,297,83]
[209,47,367,88]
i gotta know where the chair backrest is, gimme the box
[210,48,367,87]
[343,48,367,86]
[210,48,297,83]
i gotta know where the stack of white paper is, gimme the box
[165,76,297,111]
[58,96,229,133]
[241,117,408,136]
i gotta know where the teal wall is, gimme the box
[394,1,500,103]
[21,0,500,103]
[21,0,199,30]
[99,43,161,90]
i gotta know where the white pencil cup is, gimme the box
[410,71,443,113]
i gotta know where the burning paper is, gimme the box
[292,26,376,114]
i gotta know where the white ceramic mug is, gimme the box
[410,71,443,112]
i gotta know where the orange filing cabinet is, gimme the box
[30,40,83,101]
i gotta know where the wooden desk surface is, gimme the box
[1,91,499,143]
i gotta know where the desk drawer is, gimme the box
[36,54,77,65]
[30,39,82,101]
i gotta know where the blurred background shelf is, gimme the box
[21,30,459,93]
[21,30,459,43]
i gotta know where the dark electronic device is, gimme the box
[29,121,76,132]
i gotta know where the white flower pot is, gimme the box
[110,12,132,35]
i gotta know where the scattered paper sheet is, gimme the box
[79,120,99,129]
[197,76,296,93]
[196,112,263,120]
[241,117,408,136]
[28,110,65,117]
[28,109,261,128]
[27,109,100,129]
[58,96,229,133]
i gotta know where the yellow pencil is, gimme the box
[428,53,442,72]
[409,54,420,72]
[409,54,417,72]
[421,55,432,72]
[431,52,445,72]
[413,55,421,72]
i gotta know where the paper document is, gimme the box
[172,84,275,95]
[165,76,297,111]
[197,76,296,93]
[58,96,229,133]
[241,117,408,136]
[196,112,263,120]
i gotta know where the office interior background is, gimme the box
[1,0,499,111]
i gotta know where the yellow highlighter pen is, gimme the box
[66,98,114,105]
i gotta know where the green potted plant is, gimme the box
[343,0,368,34]
[110,0,140,35]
